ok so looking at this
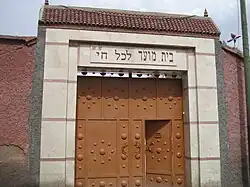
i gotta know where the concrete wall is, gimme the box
[0,37,36,186]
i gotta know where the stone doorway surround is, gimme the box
[31,27,221,187]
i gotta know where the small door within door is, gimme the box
[146,120,172,187]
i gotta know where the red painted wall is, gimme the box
[0,36,36,186]
[0,37,36,154]
[223,47,248,175]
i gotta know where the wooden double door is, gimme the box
[75,76,184,187]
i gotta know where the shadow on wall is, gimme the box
[0,160,70,187]
[237,59,249,186]
[0,145,30,187]
[0,144,71,187]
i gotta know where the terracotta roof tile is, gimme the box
[40,5,220,37]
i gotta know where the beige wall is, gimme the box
[40,28,220,187]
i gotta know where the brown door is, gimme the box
[146,120,172,187]
[145,120,184,187]
[75,76,184,187]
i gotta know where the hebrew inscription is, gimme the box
[138,50,156,61]
[90,45,177,66]
[115,49,132,60]
[96,51,108,60]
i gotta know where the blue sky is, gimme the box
[0,0,249,48]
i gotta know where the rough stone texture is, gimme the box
[222,45,248,187]
[0,37,36,186]
[0,38,35,152]
[215,40,229,187]
[27,26,46,186]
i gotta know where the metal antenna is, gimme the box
[227,33,241,48]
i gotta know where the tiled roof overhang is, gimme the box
[39,5,221,38]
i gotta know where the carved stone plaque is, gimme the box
[90,45,177,66]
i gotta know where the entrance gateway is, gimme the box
[75,75,184,187]
[38,4,221,187]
